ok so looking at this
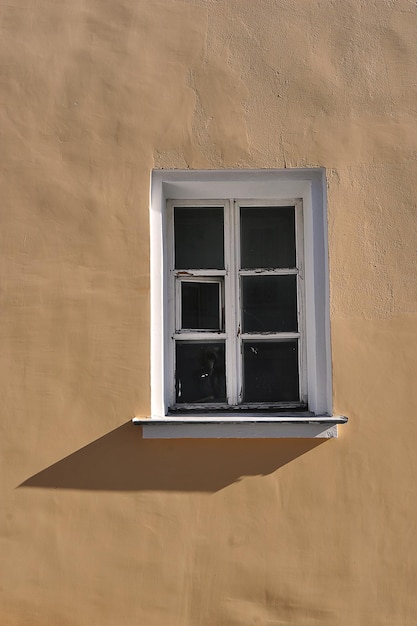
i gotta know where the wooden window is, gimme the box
[133,170,348,437]
[166,200,307,412]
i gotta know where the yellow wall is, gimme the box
[1,1,416,624]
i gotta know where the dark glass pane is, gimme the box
[242,275,297,332]
[174,207,224,269]
[240,206,295,269]
[181,282,221,330]
[176,342,226,403]
[243,341,299,403]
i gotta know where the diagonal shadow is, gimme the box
[19,422,328,492]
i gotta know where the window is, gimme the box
[133,169,347,438]
[167,199,306,411]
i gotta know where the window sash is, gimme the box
[166,198,307,410]
[176,277,224,332]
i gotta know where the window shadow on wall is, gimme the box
[19,422,328,493]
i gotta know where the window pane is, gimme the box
[240,206,295,269]
[181,282,221,330]
[174,207,224,269]
[242,275,297,332]
[176,342,226,403]
[243,341,299,403]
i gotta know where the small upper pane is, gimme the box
[174,207,224,269]
[240,206,296,269]
[181,281,221,330]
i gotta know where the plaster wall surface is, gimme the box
[1,1,416,624]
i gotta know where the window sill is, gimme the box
[132,415,348,439]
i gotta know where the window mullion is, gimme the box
[175,278,181,331]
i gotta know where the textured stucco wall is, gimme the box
[1,1,417,624]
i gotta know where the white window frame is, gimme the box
[133,169,347,438]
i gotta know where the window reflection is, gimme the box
[176,342,226,403]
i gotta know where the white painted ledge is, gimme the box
[132,415,348,439]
